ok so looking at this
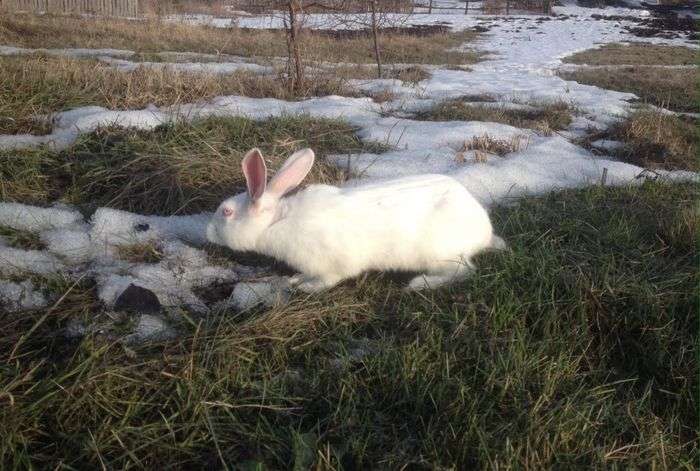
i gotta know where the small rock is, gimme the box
[114,284,161,313]
[64,318,87,338]
[123,314,177,345]
[591,139,625,153]
[221,277,291,312]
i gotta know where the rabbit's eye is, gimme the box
[222,207,234,217]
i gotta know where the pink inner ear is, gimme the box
[268,149,314,197]
[242,149,267,201]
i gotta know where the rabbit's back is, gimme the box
[261,175,494,278]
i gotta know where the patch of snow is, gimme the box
[358,117,532,149]
[0,202,84,232]
[90,208,211,248]
[41,229,93,265]
[0,202,264,315]
[0,280,49,312]
[98,55,273,75]
[0,247,66,277]
[0,45,134,58]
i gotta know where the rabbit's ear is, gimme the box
[242,148,267,201]
[268,148,315,197]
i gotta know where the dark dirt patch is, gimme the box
[591,13,699,40]
[114,284,162,314]
[625,16,698,40]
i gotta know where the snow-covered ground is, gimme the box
[1,5,697,320]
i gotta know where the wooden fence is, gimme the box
[1,0,139,16]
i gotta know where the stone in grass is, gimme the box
[114,283,161,313]
[123,314,177,345]
[590,139,626,153]
[222,277,291,312]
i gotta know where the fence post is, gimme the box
[506,0,509,14]
[428,0,432,14]
[464,0,468,14]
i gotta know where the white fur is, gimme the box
[207,148,505,292]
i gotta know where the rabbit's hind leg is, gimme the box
[406,258,473,291]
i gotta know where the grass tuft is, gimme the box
[460,133,528,156]
[0,226,45,251]
[417,99,575,134]
[587,109,698,171]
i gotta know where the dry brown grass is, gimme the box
[117,242,165,264]
[0,14,481,66]
[329,64,432,83]
[0,14,287,56]
[593,109,698,172]
[462,134,528,156]
[560,66,697,113]
[563,43,698,66]
[0,55,356,135]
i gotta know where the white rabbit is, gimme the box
[207,148,506,293]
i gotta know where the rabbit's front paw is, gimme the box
[294,276,340,293]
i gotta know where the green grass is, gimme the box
[559,66,698,113]
[416,98,575,135]
[1,181,696,469]
[0,115,388,214]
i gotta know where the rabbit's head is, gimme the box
[207,148,315,251]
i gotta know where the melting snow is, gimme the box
[0,280,49,313]
[0,203,260,316]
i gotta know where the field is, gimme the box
[0,5,698,469]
